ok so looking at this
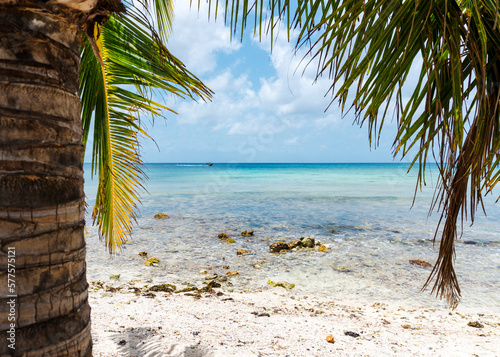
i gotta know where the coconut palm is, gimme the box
[0,0,210,354]
[203,0,500,308]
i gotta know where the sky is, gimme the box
[86,2,416,164]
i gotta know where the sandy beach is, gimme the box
[90,281,499,356]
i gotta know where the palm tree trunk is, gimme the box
[0,3,91,356]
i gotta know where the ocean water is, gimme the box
[84,163,500,311]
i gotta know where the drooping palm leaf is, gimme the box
[81,5,212,253]
[204,0,500,307]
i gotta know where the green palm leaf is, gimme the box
[205,0,500,307]
[81,5,212,253]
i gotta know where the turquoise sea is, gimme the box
[84,163,500,311]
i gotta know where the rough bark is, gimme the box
[0,2,92,356]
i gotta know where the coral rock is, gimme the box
[288,239,302,250]
[237,249,251,255]
[148,284,176,293]
[269,242,289,253]
[268,280,295,289]
[409,259,432,268]
[317,244,328,252]
[145,257,160,266]
[301,236,315,248]
[218,232,229,239]
[154,213,168,219]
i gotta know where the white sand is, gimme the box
[90,283,499,356]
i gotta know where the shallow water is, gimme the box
[84,163,500,311]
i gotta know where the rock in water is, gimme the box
[301,236,315,248]
[138,251,148,257]
[237,249,251,255]
[154,212,168,219]
[409,259,432,268]
[218,232,229,239]
[145,257,160,266]
[288,239,302,249]
[268,280,295,289]
[269,242,289,253]
[317,244,328,252]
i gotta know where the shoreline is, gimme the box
[90,281,499,356]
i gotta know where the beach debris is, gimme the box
[110,274,120,280]
[326,335,335,343]
[138,251,148,257]
[251,311,270,317]
[401,324,412,329]
[463,240,478,245]
[317,244,328,252]
[237,249,251,255]
[154,212,168,219]
[118,340,127,346]
[223,265,230,269]
[268,280,295,289]
[148,284,176,293]
[199,270,208,274]
[253,264,261,269]
[142,292,156,298]
[145,257,160,266]
[381,319,391,325]
[241,230,254,236]
[226,271,240,277]
[467,321,484,328]
[205,274,218,280]
[218,232,229,239]
[409,259,432,268]
[269,242,289,253]
[175,287,197,293]
[344,331,360,338]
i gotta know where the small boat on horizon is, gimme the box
[205,162,213,166]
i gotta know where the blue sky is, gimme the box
[86,2,414,164]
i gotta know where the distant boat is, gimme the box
[205,162,213,166]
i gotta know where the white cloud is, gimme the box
[167,2,241,75]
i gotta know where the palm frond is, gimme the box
[205,0,500,307]
[81,7,212,253]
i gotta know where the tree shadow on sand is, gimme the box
[107,327,217,356]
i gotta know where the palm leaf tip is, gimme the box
[81,7,212,253]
